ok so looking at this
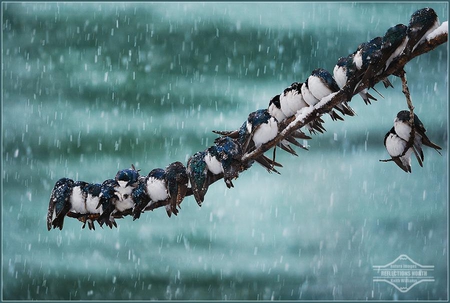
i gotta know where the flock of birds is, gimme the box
[47,7,444,231]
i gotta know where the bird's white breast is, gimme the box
[70,187,86,213]
[280,91,307,117]
[308,76,333,100]
[147,177,168,202]
[385,38,408,70]
[85,194,101,214]
[204,152,224,175]
[268,103,287,122]
[353,51,363,70]
[386,133,407,157]
[394,120,412,142]
[301,83,319,106]
[333,65,347,89]
[252,118,278,147]
[114,185,135,212]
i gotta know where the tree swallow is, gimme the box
[78,182,103,230]
[113,165,140,213]
[268,94,288,123]
[393,110,442,161]
[383,127,421,173]
[268,92,312,149]
[279,82,309,117]
[96,179,120,229]
[354,36,394,90]
[382,24,408,71]
[47,177,75,230]
[209,136,244,188]
[303,68,355,120]
[333,55,377,105]
[187,151,212,206]
[165,161,189,217]
[406,7,440,54]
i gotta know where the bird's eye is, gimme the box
[123,194,129,199]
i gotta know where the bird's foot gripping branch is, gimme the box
[47,7,447,231]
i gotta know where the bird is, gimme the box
[333,55,378,105]
[279,82,309,117]
[353,36,394,90]
[382,24,408,71]
[47,177,75,230]
[208,136,244,188]
[240,109,283,172]
[77,182,103,230]
[268,92,313,146]
[303,68,355,120]
[187,151,212,206]
[268,94,288,123]
[130,176,152,220]
[393,110,442,161]
[140,168,171,215]
[113,165,140,213]
[164,161,189,216]
[47,179,108,230]
[245,109,279,148]
[406,7,440,54]
[96,179,120,228]
[383,127,422,173]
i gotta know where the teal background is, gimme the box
[2,2,448,300]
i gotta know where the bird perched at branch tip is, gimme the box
[406,7,440,54]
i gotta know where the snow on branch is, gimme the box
[47,7,447,231]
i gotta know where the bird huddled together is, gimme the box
[382,110,442,173]
[47,7,445,230]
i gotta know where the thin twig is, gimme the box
[398,70,416,156]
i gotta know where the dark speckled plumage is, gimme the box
[406,7,439,53]
[96,179,119,229]
[47,177,74,230]
[187,151,210,205]
[165,161,189,217]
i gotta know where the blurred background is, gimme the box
[2,2,448,300]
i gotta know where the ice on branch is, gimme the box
[427,21,448,41]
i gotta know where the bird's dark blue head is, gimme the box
[311,68,340,92]
[290,82,303,93]
[115,167,140,186]
[408,7,438,32]
[268,94,281,109]
[383,24,407,47]
[247,109,272,128]
[215,136,242,169]
[54,178,74,189]
[85,183,102,196]
[216,136,242,159]
[101,179,119,199]
[207,144,220,158]
[74,180,89,190]
[166,161,187,175]
[335,56,348,68]
[361,37,383,65]
[148,168,166,180]
[396,110,422,127]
